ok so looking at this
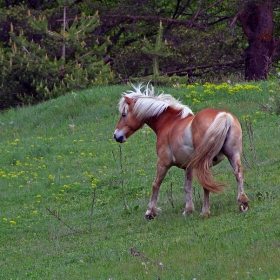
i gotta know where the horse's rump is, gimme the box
[187,111,234,193]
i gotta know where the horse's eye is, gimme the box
[122,112,127,117]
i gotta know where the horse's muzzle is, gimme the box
[114,133,126,143]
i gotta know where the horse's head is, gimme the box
[114,96,144,143]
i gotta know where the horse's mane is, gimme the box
[119,84,194,121]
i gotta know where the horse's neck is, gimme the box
[145,108,182,134]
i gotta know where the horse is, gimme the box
[113,84,249,219]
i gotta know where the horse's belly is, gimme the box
[172,148,193,168]
[212,152,225,166]
[170,124,194,168]
[169,121,226,169]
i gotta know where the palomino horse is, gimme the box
[114,84,249,219]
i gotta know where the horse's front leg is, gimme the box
[145,161,169,220]
[183,168,195,215]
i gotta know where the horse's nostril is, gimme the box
[114,134,124,143]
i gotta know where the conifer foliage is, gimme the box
[0,2,114,109]
[141,21,170,84]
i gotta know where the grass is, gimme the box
[1,81,280,279]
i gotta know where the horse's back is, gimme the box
[191,108,240,140]
[193,108,229,126]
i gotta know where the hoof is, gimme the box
[239,202,249,212]
[238,192,249,213]
[200,210,211,218]
[145,214,155,220]
[145,207,161,220]
[183,209,194,216]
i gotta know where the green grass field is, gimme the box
[1,81,280,279]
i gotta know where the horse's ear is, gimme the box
[124,96,134,105]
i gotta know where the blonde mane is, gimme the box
[118,84,193,121]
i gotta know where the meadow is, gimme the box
[1,81,280,280]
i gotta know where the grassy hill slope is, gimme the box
[1,81,280,279]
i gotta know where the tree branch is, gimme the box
[192,0,203,22]
[161,60,243,76]
[229,10,243,36]
[199,0,225,15]
[57,14,201,29]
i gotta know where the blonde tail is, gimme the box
[187,112,234,194]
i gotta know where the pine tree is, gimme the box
[0,3,114,108]
[141,21,169,83]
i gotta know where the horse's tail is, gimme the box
[187,112,234,194]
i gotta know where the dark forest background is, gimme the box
[1,0,280,109]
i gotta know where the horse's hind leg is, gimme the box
[201,188,211,217]
[145,161,169,219]
[227,154,249,212]
[182,169,211,217]
[223,122,249,212]
[234,157,249,212]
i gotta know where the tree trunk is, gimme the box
[239,0,277,80]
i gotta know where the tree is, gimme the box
[1,0,280,109]
[237,0,280,80]
[90,0,280,81]
[91,0,245,81]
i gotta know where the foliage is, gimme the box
[1,81,280,278]
[141,21,169,82]
[0,4,114,109]
[93,0,249,82]
[1,1,280,109]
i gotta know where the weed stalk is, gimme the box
[112,145,129,211]
[46,207,86,239]
[89,187,96,232]
[167,182,175,208]
[242,116,258,166]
